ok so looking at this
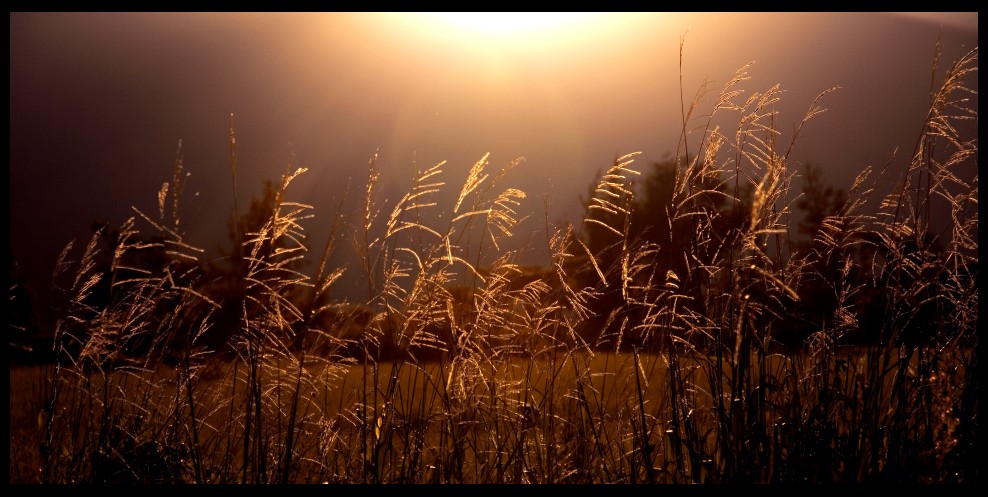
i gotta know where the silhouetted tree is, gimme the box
[788,163,850,342]
[198,177,311,354]
[577,154,745,351]
[632,155,738,286]
[793,163,847,254]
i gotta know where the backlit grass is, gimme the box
[8,39,977,484]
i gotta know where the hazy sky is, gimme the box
[9,12,979,303]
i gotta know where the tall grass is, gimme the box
[10,40,977,484]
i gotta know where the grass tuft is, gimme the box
[9,39,977,484]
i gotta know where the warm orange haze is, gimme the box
[10,12,977,302]
[408,12,604,36]
[8,12,978,484]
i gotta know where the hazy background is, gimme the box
[9,12,978,308]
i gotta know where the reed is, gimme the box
[10,40,977,484]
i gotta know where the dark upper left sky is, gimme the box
[11,13,411,298]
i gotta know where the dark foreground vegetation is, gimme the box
[8,40,978,483]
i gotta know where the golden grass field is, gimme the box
[9,39,977,483]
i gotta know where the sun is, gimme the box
[421,12,600,36]
[392,12,622,50]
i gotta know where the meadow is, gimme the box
[8,40,978,484]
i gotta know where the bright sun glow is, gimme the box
[424,12,599,36]
[395,12,621,49]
